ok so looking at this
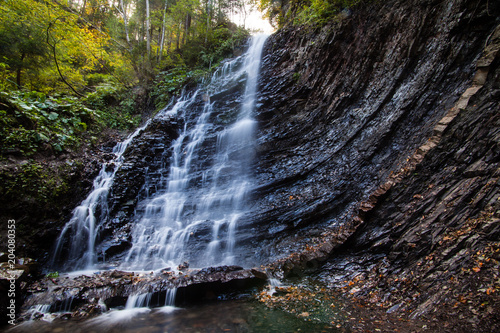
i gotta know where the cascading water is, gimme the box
[52,34,268,272]
[16,34,340,333]
[52,122,149,271]
[124,34,268,270]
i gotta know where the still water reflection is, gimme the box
[8,300,337,333]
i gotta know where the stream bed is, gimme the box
[6,299,336,333]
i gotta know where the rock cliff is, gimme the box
[315,24,500,331]
[249,0,499,330]
[247,0,499,266]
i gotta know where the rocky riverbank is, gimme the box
[253,0,500,331]
[19,265,266,322]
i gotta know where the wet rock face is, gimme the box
[89,116,180,262]
[107,117,179,223]
[52,0,497,270]
[315,25,500,330]
[243,0,499,263]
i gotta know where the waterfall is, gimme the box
[53,34,268,272]
[125,293,152,309]
[124,34,268,270]
[125,289,177,309]
[51,121,149,271]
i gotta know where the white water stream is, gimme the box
[123,34,268,270]
[52,122,149,270]
[16,35,339,333]
[52,35,268,274]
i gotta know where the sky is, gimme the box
[230,6,275,34]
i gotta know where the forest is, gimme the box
[0,0,252,157]
[1,0,499,332]
[0,0,357,156]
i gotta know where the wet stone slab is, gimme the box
[20,266,267,321]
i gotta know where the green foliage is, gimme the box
[152,67,210,109]
[0,0,131,94]
[0,0,253,158]
[0,88,141,157]
[46,272,59,278]
[294,0,338,26]
[292,71,301,83]
[0,0,50,88]
[0,91,95,155]
[258,0,364,28]
[83,84,141,130]
[257,0,286,28]
[0,160,74,206]
[0,0,253,97]
[186,26,250,68]
[152,25,250,109]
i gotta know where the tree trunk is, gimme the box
[146,0,151,58]
[176,23,181,50]
[185,14,191,42]
[80,0,87,16]
[181,13,191,46]
[168,30,172,51]
[158,0,168,62]
[205,0,211,44]
[217,0,222,25]
[119,0,130,46]
[16,53,25,88]
[241,1,247,29]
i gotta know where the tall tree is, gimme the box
[0,0,49,88]
[158,0,168,61]
[46,17,83,96]
[118,0,131,46]
[146,0,152,58]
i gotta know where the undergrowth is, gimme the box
[0,88,140,156]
